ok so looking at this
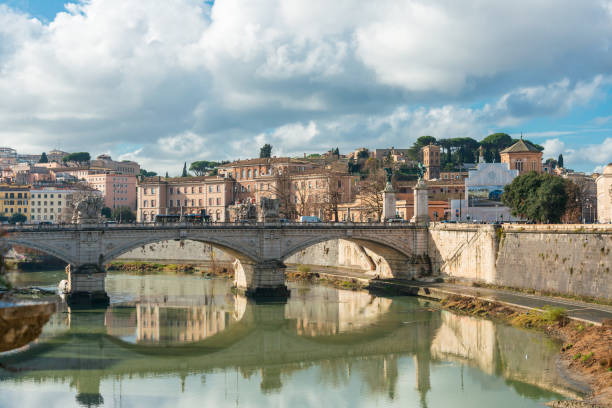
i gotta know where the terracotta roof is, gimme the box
[500,139,541,154]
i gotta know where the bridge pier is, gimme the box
[233,260,290,300]
[65,264,110,308]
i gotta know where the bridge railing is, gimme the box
[1,220,421,232]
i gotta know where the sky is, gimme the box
[0,0,611,175]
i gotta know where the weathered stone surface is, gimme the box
[429,223,612,301]
[0,301,56,352]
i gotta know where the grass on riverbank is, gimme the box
[106,261,233,278]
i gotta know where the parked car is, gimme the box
[299,216,321,223]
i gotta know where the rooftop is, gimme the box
[500,139,541,154]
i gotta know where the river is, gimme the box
[0,270,580,407]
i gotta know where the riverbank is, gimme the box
[440,295,612,407]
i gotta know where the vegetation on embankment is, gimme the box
[106,261,233,278]
[285,265,367,291]
[441,295,612,407]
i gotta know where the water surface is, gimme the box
[0,272,578,407]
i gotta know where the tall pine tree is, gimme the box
[181,162,188,177]
[558,154,564,169]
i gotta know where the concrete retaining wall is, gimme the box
[429,223,612,301]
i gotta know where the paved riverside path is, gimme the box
[288,266,612,325]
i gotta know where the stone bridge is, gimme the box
[2,223,429,303]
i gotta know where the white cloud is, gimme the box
[0,0,611,173]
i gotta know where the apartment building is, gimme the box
[137,176,235,222]
[0,184,30,220]
[29,187,77,223]
[85,173,137,210]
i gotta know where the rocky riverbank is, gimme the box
[440,295,612,407]
[106,260,233,278]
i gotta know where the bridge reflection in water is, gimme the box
[0,275,578,407]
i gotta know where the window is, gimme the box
[170,187,174,194]
[169,200,173,207]
[216,198,220,205]
[191,199,195,206]
[151,188,155,194]
[216,185,220,192]
[247,185,250,192]
[209,198,213,206]
[247,169,251,178]
[151,200,156,207]
[209,186,213,192]
[184,199,188,206]
[241,169,245,179]
[254,169,258,177]
[191,187,195,193]
[198,199,202,206]
[241,186,245,192]
[58,194,62,198]
[199,187,202,193]
[144,200,148,207]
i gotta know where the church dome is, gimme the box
[604,163,612,175]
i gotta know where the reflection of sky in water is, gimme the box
[0,273,575,407]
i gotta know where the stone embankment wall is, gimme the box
[429,223,612,301]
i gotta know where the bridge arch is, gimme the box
[101,235,259,266]
[3,236,77,266]
[280,234,426,279]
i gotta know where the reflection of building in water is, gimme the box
[430,310,578,398]
[430,311,497,375]
[136,304,233,344]
[285,286,392,336]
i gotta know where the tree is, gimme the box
[111,207,136,223]
[8,213,27,224]
[190,161,219,176]
[260,143,273,158]
[38,152,49,163]
[544,158,558,169]
[359,169,387,222]
[558,154,564,169]
[101,207,112,219]
[407,136,437,160]
[139,169,157,177]
[62,152,91,164]
[480,133,513,163]
[181,162,188,177]
[165,171,169,178]
[502,172,568,223]
[269,170,297,219]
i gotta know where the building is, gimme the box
[596,163,612,223]
[451,158,519,222]
[137,176,235,222]
[422,144,441,180]
[500,138,543,175]
[286,171,358,220]
[217,157,317,205]
[29,187,77,224]
[47,149,69,162]
[85,173,137,210]
[0,147,17,159]
[0,184,30,220]
[373,148,410,160]
[90,154,140,176]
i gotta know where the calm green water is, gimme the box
[0,272,578,407]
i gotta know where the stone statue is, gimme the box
[229,202,257,222]
[383,167,394,192]
[259,197,280,222]
[70,194,104,224]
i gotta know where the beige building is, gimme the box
[137,176,235,222]
[85,173,138,210]
[422,144,441,180]
[500,138,543,175]
[217,157,317,206]
[29,187,77,224]
[596,163,612,223]
[90,154,140,176]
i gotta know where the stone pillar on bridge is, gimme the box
[65,264,110,307]
[382,181,397,221]
[411,179,429,225]
[233,259,290,299]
